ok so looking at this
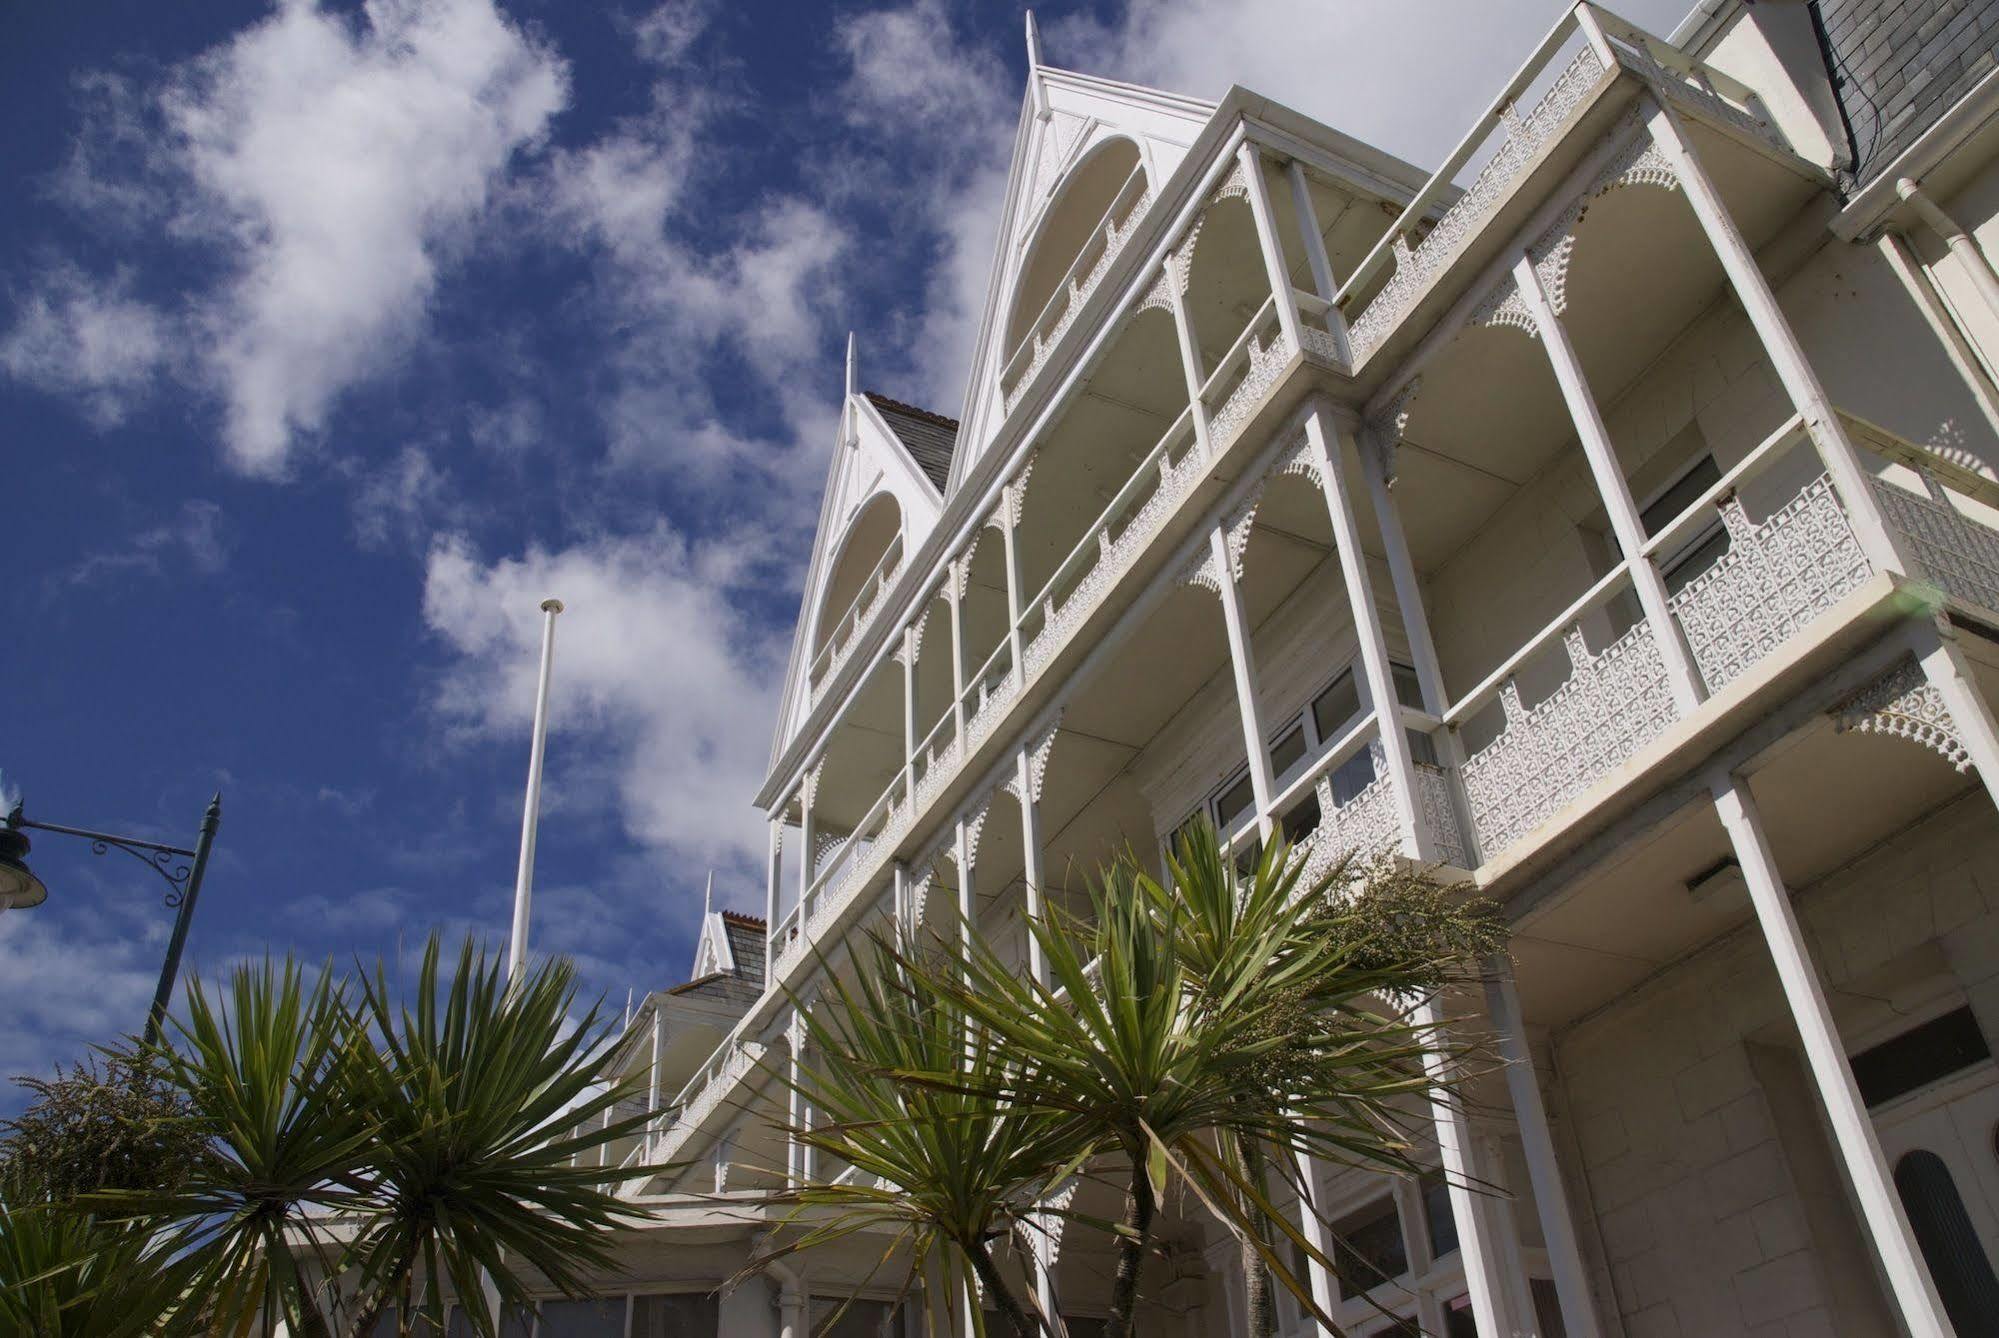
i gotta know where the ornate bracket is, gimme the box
[1831,658,1972,773]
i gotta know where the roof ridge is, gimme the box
[863,390,959,431]
[719,909,767,927]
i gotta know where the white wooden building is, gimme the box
[568,3,1999,1334]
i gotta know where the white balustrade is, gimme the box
[809,534,905,701]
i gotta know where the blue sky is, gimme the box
[0,0,1692,1089]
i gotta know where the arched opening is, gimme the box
[1005,137,1146,358]
[1895,1148,1999,1331]
[810,492,904,686]
[1182,192,1268,373]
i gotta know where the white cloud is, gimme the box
[0,265,172,426]
[8,0,569,475]
[60,499,228,588]
[0,902,165,1083]
[421,526,785,874]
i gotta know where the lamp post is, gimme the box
[0,793,222,1046]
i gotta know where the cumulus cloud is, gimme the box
[0,265,172,426]
[0,902,165,1083]
[8,0,568,474]
[59,499,229,589]
[421,526,785,874]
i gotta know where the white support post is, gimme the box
[1239,142,1306,353]
[1286,159,1353,364]
[954,818,976,960]
[765,817,784,986]
[713,1124,732,1195]
[901,626,920,791]
[948,565,969,738]
[1016,745,1050,989]
[786,1015,807,1190]
[1307,407,1438,861]
[1164,254,1214,456]
[1414,994,1521,1338]
[1000,490,1027,680]
[1710,773,1952,1336]
[1483,960,1603,1338]
[1912,615,1999,811]
[1210,521,1278,839]
[1288,1146,1340,1334]
[797,773,817,937]
[1643,101,1914,576]
[1514,250,1707,714]
[1359,430,1447,718]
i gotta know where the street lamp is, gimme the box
[1,793,222,1046]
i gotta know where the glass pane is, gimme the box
[1332,1196,1407,1293]
[1894,1150,1999,1333]
[1639,455,1722,537]
[536,1298,625,1338]
[1312,670,1361,744]
[1392,663,1424,710]
[1269,724,1308,780]
[1530,1278,1567,1338]
[1852,1006,1991,1108]
[1282,791,1322,846]
[1422,1176,1459,1262]
[449,1310,531,1338]
[1216,771,1256,829]
[1660,524,1730,596]
[1327,749,1377,808]
[1442,1293,1479,1338]
[811,1296,893,1338]
[634,1292,719,1337]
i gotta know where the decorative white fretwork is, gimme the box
[1460,619,1679,855]
[1004,716,1064,806]
[1368,376,1423,447]
[1208,325,1297,446]
[1025,436,1207,677]
[652,1040,766,1166]
[1039,1175,1084,1262]
[1832,657,1972,772]
[1286,752,1471,876]
[1273,427,1323,489]
[1137,266,1175,316]
[1608,41,1783,150]
[1178,497,1257,598]
[1871,475,1999,615]
[1347,46,1607,363]
[1006,450,1039,528]
[1669,475,1873,692]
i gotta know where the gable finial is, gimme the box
[1025,12,1051,122]
[703,868,715,918]
[844,331,857,400]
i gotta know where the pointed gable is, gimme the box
[769,378,952,756]
[947,34,1218,490]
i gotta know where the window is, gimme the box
[1852,1006,1992,1108]
[1641,455,1727,595]
[1420,1176,1459,1263]
[632,1294,719,1337]
[1332,1196,1408,1292]
[1169,658,1432,858]
[447,1311,531,1338]
[1894,1150,1999,1331]
[1440,1294,1479,1338]
[536,1300,626,1338]
[813,1297,895,1338]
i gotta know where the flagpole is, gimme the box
[507,597,563,983]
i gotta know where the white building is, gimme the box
[578,3,1999,1335]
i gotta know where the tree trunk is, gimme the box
[966,1236,1041,1338]
[1104,1160,1156,1338]
[1239,1138,1276,1338]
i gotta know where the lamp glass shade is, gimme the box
[0,828,47,910]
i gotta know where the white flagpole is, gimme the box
[507,597,564,983]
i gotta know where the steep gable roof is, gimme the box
[946,20,1219,488]
[865,392,958,491]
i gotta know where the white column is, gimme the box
[948,564,969,738]
[1359,430,1447,718]
[901,625,920,790]
[1287,159,1353,364]
[1710,772,1952,1336]
[1514,250,1706,715]
[1644,102,1914,576]
[1414,994,1520,1338]
[1164,253,1215,456]
[797,772,817,935]
[953,817,977,960]
[1483,961,1602,1338]
[1000,488,1027,679]
[765,817,784,985]
[786,1016,807,1190]
[1306,407,1437,861]
[1238,142,1305,352]
[1210,520,1278,838]
[1913,616,1999,810]
[1016,744,1050,988]
[1288,1145,1340,1334]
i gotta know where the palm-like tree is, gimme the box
[750,937,1089,1338]
[0,1179,197,1338]
[97,935,656,1338]
[913,822,1502,1338]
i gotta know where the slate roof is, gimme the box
[720,910,767,986]
[865,392,958,492]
